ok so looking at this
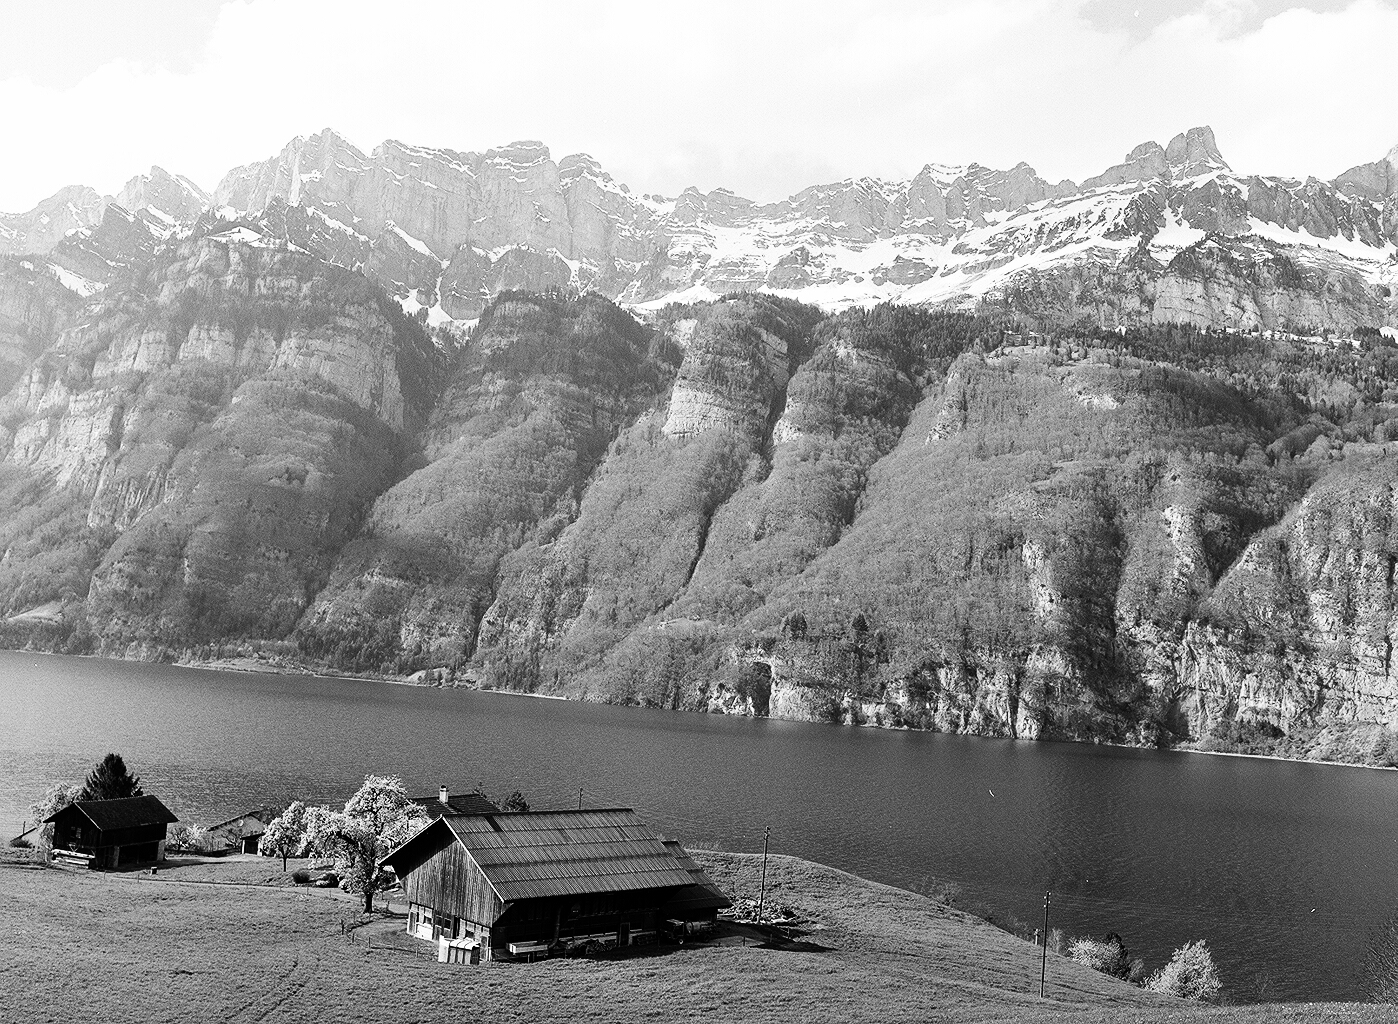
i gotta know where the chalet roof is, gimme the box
[411,792,500,818]
[46,795,178,830]
[206,808,277,834]
[383,808,705,903]
[204,810,275,842]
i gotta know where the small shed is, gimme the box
[45,796,178,870]
[380,808,730,962]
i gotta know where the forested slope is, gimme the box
[5,238,1398,759]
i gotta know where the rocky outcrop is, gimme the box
[662,307,790,441]
[1336,144,1398,200]
[297,292,675,669]
[1167,456,1398,733]
[115,167,210,235]
[0,185,107,256]
[0,257,83,394]
[0,232,441,652]
[984,233,1397,333]
[1150,237,1392,331]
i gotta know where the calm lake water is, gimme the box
[3,650,1396,1002]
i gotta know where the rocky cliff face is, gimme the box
[5,151,1398,760]
[466,301,1398,759]
[296,291,676,670]
[0,228,440,655]
[1172,456,1398,731]
[0,257,83,395]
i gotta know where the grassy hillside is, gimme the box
[7,848,1382,1023]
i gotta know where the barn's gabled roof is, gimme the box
[45,795,178,830]
[660,839,732,914]
[382,808,706,903]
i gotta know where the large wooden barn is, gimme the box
[45,795,178,869]
[380,808,729,961]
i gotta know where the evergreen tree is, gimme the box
[79,753,143,801]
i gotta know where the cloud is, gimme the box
[0,0,1395,211]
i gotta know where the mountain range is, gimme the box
[3,126,1396,332]
[4,127,1398,765]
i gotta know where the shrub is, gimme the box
[167,823,212,853]
[291,868,311,884]
[1146,940,1222,1001]
[1068,933,1144,983]
[9,837,32,849]
[1364,907,1398,1003]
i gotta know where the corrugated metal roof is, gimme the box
[431,809,703,903]
[661,839,732,913]
[46,796,178,830]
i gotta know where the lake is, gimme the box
[2,650,1395,1002]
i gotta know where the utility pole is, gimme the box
[577,787,583,811]
[756,826,771,928]
[1040,890,1051,998]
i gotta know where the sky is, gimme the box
[1,0,1396,211]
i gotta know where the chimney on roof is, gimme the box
[439,785,449,805]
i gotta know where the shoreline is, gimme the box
[184,655,572,700]
[1169,743,1398,771]
[6,647,1395,771]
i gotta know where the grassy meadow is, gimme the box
[2,847,1394,1023]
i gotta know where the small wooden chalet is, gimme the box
[380,808,730,961]
[205,808,277,854]
[411,786,499,819]
[45,795,178,869]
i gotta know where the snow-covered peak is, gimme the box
[915,162,968,187]
[115,166,209,229]
[560,153,605,175]
[1166,126,1229,176]
[485,141,552,169]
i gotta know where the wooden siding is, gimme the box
[396,825,504,927]
[54,820,168,851]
